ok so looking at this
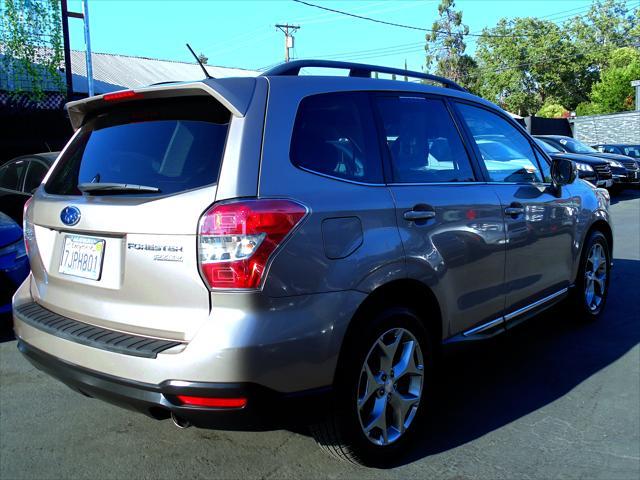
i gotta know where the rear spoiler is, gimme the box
[65,77,257,131]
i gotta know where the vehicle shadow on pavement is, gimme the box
[0,313,15,343]
[610,188,640,205]
[392,257,640,468]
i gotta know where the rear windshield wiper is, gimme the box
[78,182,160,194]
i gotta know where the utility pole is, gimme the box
[59,0,94,98]
[275,24,300,62]
[82,0,94,97]
[60,0,73,98]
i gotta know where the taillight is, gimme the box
[103,90,143,102]
[198,199,307,290]
[176,395,247,408]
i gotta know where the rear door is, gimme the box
[27,95,234,341]
[373,94,507,337]
[454,101,576,321]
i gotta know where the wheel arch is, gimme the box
[574,219,613,283]
[332,279,443,385]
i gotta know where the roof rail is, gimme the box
[261,59,467,92]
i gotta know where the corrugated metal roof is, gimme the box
[0,48,257,94]
[70,50,258,94]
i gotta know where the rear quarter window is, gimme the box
[290,92,383,184]
[46,97,230,196]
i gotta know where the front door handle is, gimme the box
[504,203,525,217]
[403,210,436,221]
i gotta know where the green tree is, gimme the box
[567,0,638,72]
[537,102,569,118]
[475,17,589,115]
[0,0,64,99]
[579,47,640,114]
[424,0,477,89]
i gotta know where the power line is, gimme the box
[291,0,534,38]
[321,41,423,60]
[477,44,634,74]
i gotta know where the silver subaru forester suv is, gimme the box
[13,60,612,466]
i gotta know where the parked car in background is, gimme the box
[534,138,612,188]
[536,135,639,190]
[0,212,29,316]
[13,60,613,466]
[0,152,58,224]
[592,143,640,162]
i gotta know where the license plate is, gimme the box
[58,234,105,280]
[605,179,613,188]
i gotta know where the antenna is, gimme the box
[186,43,213,79]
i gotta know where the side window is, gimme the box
[23,161,49,193]
[456,103,543,183]
[290,92,383,183]
[0,159,28,191]
[374,96,474,183]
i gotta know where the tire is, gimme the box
[568,230,611,321]
[310,307,435,467]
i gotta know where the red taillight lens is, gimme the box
[176,395,247,408]
[103,90,142,102]
[198,199,307,290]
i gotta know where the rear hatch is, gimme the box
[26,92,234,341]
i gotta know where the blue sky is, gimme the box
[65,0,618,72]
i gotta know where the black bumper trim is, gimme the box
[15,302,182,358]
[18,340,331,430]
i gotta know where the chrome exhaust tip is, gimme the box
[171,412,191,429]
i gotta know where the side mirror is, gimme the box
[551,157,577,186]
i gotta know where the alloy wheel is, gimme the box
[584,243,607,311]
[356,328,424,446]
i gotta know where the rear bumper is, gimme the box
[13,276,363,392]
[18,339,331,430]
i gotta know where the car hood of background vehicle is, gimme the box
[0,212,22,248]
[550,152,609,165]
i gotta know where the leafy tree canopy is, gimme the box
[467,0,637,116]
[0,0,63,99]
[579,47,640,115]
[537,102,569,118]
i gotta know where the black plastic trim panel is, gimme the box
[14,302,182,358]
[18,340,333,430]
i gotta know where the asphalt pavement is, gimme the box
[1,189,639,479]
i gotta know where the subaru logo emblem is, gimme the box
[60,206,81,226]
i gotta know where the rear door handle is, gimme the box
[504,203,525,217]
[403,210,436,221]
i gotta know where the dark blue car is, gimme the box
[0,212,29,315]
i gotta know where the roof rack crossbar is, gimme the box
[261,59,466,92]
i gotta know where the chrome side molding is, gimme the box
[446,287,570,343]
[463,317,504,337]
[503,288,568,323]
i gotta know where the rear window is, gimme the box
[46,97,230,196]
[290,92,383,184]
